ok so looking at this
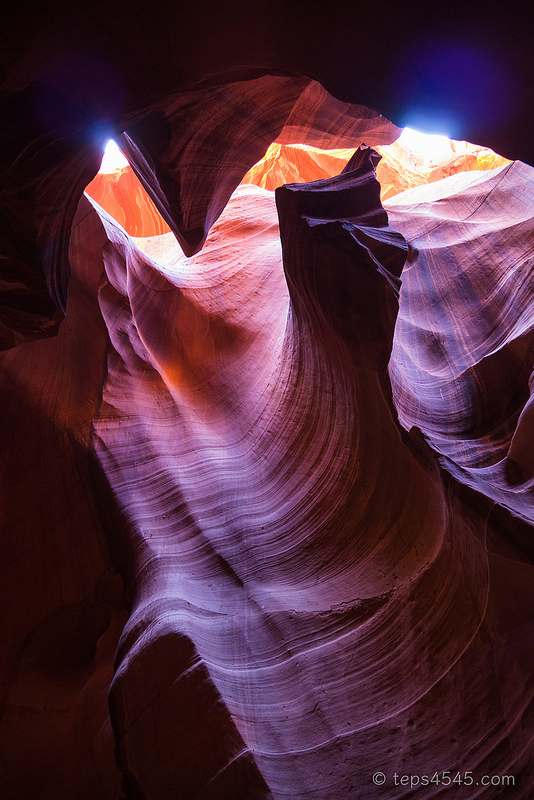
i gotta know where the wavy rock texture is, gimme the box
[77,145,534,799]
[387,161,534,527]
[1,65,534,800]
[86,139,510,242]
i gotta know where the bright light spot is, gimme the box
[99,139,129,173]
[398,127,454,166]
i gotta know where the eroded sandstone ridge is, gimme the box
[86,138,510,235]
[1,30,534,800]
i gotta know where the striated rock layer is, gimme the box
[1,66,534,800]
[387,161,534,528]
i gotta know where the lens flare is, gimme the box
[398,127,454,165]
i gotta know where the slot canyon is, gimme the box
[1,3,533,798]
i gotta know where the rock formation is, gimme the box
[239,140,510,200]
[1,5,534,799]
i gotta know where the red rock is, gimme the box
[1,7,534,799]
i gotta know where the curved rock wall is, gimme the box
[1,27,533,800]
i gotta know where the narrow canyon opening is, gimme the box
[85,129,510,241]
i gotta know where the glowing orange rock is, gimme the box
[240,138,510,202]
[86,166,171,237]
[241,142,356,189]
[375,140,510,199]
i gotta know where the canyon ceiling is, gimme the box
[1,3,534,799]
